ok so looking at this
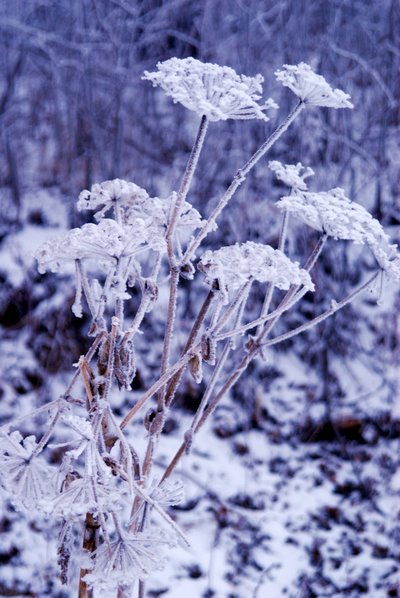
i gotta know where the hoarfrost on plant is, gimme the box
[143,57,278,121]
[36,189,203,273]
[275,62,354,109]
[84,529,175,591]
[77,178,150,220]
[43,476,122,519]
[150,478,185,508]
[0,431,55,509]
[35,219,145,273]
[269,160,314,190]
[78,179,203,249]
[198,241,314,302]
[276,188,400,276]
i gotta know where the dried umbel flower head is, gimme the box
[275,63,354,109]
[276,188,387,244]
[84,528,175,592]
[0,432,55,509]
[35,198,203,275]
[276,188,400,279]
[78,179,203,249]
[35,219,147,273]
[269,160,314,191]
[143,57,278,121]
[78,179,150,221]
[43,476,123,519]
[199,241,314,303]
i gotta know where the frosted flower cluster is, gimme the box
[276,188,400,276]
[35,219,143,273]
[143,57,278,122]
[269,160,314,190]
[385,256,400,282]
[78,178,149,220]
[0,432,54,509]
[124,191,203,248]
[84,529,174,591]
[275,63,354,109]
[78,180,203,248]
[44,476,122,519]
[36,182,203,272]
[199,241,314,302]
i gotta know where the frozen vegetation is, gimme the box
[0,2,399,597]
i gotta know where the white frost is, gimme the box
[276,187,400,278]
[269,160,314,190]
[143,57,278,121]
[198,241,314,303]
[275,62,354,109]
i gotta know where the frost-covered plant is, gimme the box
[276,187,399,275]
[2,57,398,597]
[275,62,354,108]
[143,57,278,122]
[268,160,314,190]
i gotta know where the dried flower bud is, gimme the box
[144,279,159,305]
[114,341,137,389]
[179,261,195,280]
[201,334,217,365]
[188,352,203,384]
[98,338,110,376]
[144,407,157,432]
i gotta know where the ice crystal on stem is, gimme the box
[275,63,354,109]
[269,160,314,190]
[199,241,314,303]
[143,57,278,121]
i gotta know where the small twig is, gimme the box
[120,349,197,429]
[260,270,381,350]
[214,284,310,342]
[31,405,63,458]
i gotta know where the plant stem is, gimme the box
[261,270,381,350]
[165,289,215,408]
[182,101,304,264]
[159,116,209,404]
[214,285,310,342]
[31,405,62,458]
[103,316,119,400]
[78,513,99,598]
[120,350,196,429]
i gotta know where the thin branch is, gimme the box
[159,115,209,404]
[261,270,381,350]
[182,101,304,263]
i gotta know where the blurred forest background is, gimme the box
[0,1,399,596]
